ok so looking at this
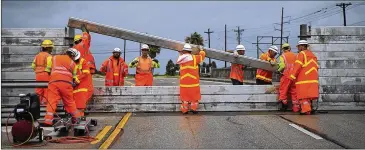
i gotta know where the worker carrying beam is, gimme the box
[256,46,278,85]
[277,43,299,112]
[288,40,319,115]
[32,40,53,104]
[44,48,82,126]
[100,48,128,86]
[73,50,93,116]
[73,24,96,74]
[230,45,247,85]
[129,44,160,86]
[176,44,206,114]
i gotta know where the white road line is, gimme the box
[289,123,323,140]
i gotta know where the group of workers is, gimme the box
[32,25,161,126]
[32,24,318,125]
[229,40,319,115]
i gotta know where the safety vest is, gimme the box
[256,52,276,82]
[281,51,296,77]
[290,50,319,99]
[104,57,128,86]
[230,63,244,82]
[32,52,52,73]
[49,55,76,83]
[73,32,96,74]
[179,54,203,88]
[73,58,93,93]
[136,56,152,74]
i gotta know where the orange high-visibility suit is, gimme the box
[100,56,128,86]
[73,32,96,74]
[129,56,159,86]
[32,52,52,104]
[256,52,276,84]
[44,55,81,125]
[73,58,93,116]
[289,50,319,114]
[177,51,206,113]
[230,63,245,85]
[278,51,299,112]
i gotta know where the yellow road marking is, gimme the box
[125,80,135,86]
[99,112,132,149]
[91,126,112,144]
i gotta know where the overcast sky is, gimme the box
[2,1,365,74]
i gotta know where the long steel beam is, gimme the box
[67,17,278,71]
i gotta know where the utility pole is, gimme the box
[123,39,126,60]
[280,7,284,55]
[233,26,244,45]
[204,28,214,65]
[336,3,352,26]
[224,24,227,68]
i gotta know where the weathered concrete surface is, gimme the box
[1,46,69,55]
[318,60,365,69]
[1,28,67,37]
[112,113,341,149]
[211,67,281,82]
[281,113,365,149]
[1,37,65,46]
[310,26,365,36]
[310,43,365,52]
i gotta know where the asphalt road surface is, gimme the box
[2,112,365,149]
[93,77,230,86]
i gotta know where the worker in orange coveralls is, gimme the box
[32,40,53,104]
[176,43,206,114]
[256,45,278,85]
[277,43,299,112]
[100,48,129,86]
[288,40,319,115]
[44,48,82,126]
[73,24,96,74]
[230,44,247,85]
[129,44,160,86]
[73,50,93,116]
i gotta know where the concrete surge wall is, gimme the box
[211,67,281,82]
[309,26,365,108]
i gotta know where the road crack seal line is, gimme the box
[185,117,200,149]
[278,115,349,149]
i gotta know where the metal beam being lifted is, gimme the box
[67,17,278,71]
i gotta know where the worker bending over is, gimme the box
[176,44,206,114]
[73,50,93,116]
[100,48,128,86]
[129,44,160,86]
[32,40,53,104]
[288,40,319,115]
[73,24,96,74]
[230,45,246,85]
[277,43,298,112]
[256,45,278,85]
[44,48,82,126]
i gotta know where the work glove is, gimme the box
[72,82,77,88]
[152,59,159,64]
[81,24,89,33]
[269,60,277,66]
[198,45,205,52]
[233,51,239,57]
[131,59,139,66]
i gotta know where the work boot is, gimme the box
[279,101,288,111]
[192,110,198,114]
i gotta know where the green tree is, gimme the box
[147,44,161,59]
[165,59,176,76]
[184,32,204,46]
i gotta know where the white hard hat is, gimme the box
[236,45,246,51]
[268,45,278,53]
[183,43,192,51]
[141,44,149,50]
[297,40,308,45]
[66,48,80,60]
[113,47,121,53]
